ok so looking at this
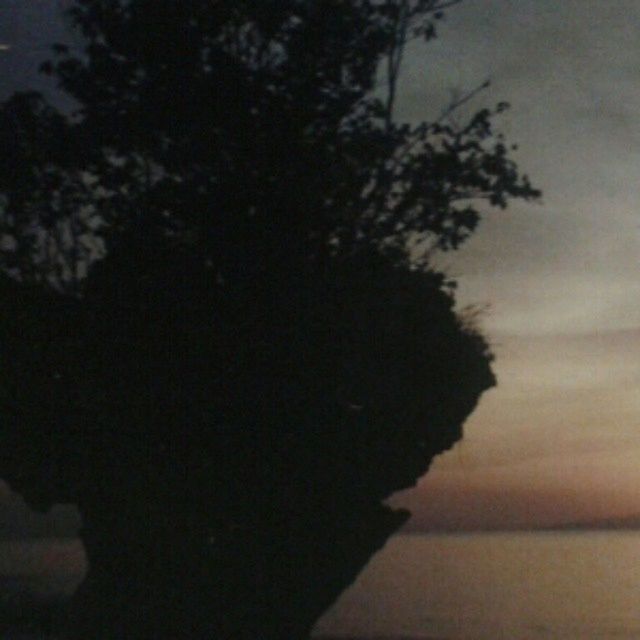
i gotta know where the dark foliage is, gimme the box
[0,1,537,637]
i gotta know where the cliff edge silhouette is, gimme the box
[0,1,540,634]
[0,239,494,638]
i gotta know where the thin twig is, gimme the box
[435,79,491,125]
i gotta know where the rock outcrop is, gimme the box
[0,244,494,638]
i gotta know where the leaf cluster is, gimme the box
[0,0,538,290]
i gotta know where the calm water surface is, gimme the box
[5,533,640,639]
[313,531,640,639]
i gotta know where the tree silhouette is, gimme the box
[0,1,538,637]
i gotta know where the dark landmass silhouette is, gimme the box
[400,515,640,534]
[0,1,538,637]
[538,514,640,532]
[0,593,69,639]
[0,245,496,638]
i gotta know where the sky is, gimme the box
[1,0,640,537]
[390,0,640,530]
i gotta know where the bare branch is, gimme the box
[384,0,410,129]
[435,79,491,125]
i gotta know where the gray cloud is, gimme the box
[397,1,640,337]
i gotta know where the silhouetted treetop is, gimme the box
[1,0,538,294]
[0,2,540,636]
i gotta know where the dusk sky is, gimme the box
[1,0,640,534]
[392,0,640,530]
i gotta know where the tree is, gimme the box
[0,1,538,637]
[1,0,537,289]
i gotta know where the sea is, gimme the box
[312,532,640,640]
[5,533,640,639]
